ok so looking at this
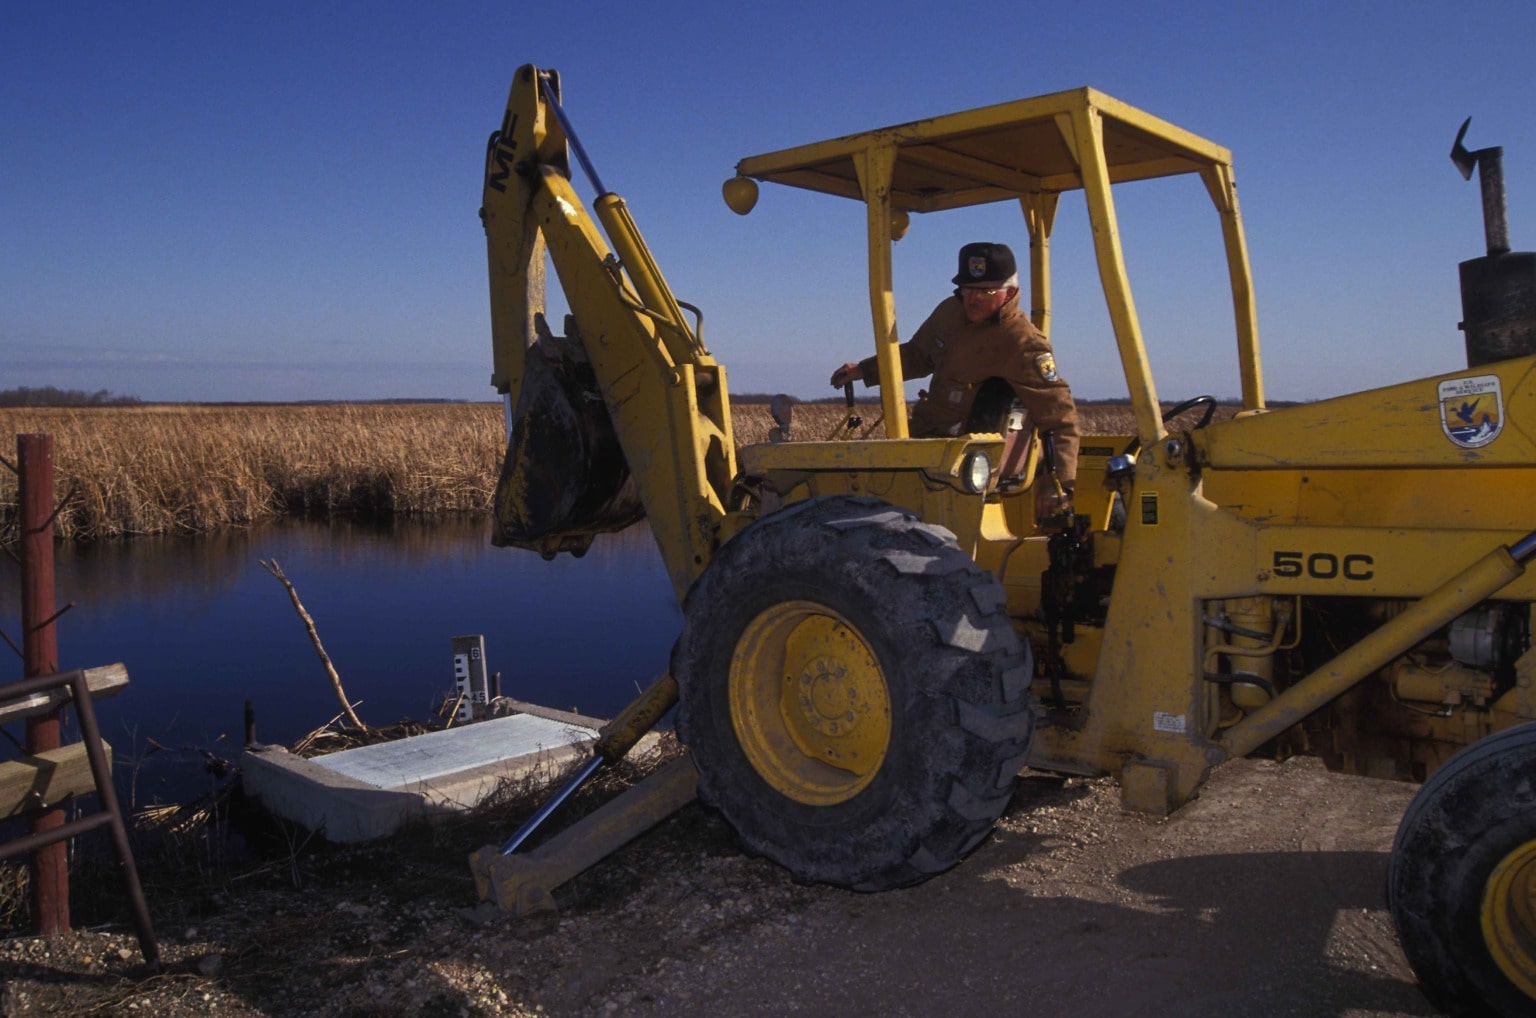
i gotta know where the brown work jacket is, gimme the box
[857,292,1080,484]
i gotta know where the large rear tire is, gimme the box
[673,495,1036,891]
[1388,721,1536,1017]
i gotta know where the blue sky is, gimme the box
[4,2,1534,404]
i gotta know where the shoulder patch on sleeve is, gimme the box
[1035,352,1059,382]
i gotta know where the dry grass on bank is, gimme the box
[0,404,504,540]
[0,399,1156,541]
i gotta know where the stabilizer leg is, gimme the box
[469,754,698,915]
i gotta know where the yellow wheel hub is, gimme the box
[1484,837,1536,999]
[729,601,892,806]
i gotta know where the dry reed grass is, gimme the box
[0,399,1175,541]
[0,404,502,540]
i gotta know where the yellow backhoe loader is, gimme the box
[470,64,1536,1016]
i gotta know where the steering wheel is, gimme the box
[1121,395,1218,458]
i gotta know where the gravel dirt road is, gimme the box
[0,746,1442,1017]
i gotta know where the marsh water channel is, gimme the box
[0,518,678,807]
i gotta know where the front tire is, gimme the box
[673,496,1036,891]
[1388,721,1536,1017]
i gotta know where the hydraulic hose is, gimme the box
[538,72,607,197]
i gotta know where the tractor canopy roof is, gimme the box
[733,87,1234,211]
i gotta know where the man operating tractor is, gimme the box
[830,241,1080,517]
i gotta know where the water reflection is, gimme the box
[0,519,678,804]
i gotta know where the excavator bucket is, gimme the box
[491,318,645,557]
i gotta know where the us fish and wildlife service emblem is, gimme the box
[1438,374,1504,449]
[967,255,988,279]
[1035,352,1059,382]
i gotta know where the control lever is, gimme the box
[843,382,862,430]
[1037,430,1071,520]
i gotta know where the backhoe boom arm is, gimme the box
[481,65,735,599]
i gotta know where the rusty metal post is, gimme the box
[18,433,68,936]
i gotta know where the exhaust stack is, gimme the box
[1452,118,1536,366]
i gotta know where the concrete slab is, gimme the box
[241,702,630,844]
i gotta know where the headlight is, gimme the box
[961,450,992,493]
[1105,453,1136,482]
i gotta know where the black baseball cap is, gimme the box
[952,242,1017,286]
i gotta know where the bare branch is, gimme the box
[259,558,367,732]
